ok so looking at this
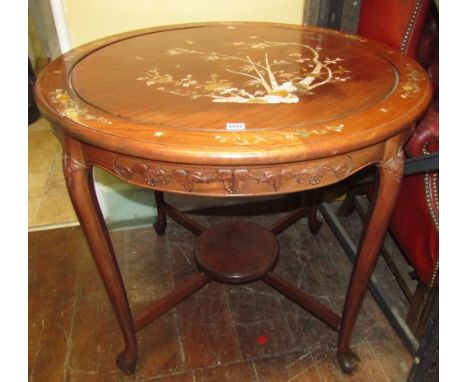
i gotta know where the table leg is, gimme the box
[153,191,167,235]
[63,152,138,375]
[305,190,322,234]
[337,153,403,373]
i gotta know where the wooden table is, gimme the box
[34,22,432,375]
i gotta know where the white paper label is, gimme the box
[226,123,245,130]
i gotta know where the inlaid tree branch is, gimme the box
[137,40,351,104]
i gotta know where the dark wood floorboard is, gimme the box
[29,202,412,381]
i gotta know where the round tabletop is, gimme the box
[35,22,432,167]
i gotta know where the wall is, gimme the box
[29,0,62,60]
[63,0,305,47]
[60,0,306,228]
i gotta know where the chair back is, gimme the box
[357,0,431,59]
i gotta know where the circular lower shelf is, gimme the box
[195,220,278,284]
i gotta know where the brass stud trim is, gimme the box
[400,0,424,53]
[422,142,439,287]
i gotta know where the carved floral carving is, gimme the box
[380,150,404,184]
[62,153,88,186]
[258,169,294,191]
[114,161,169,186]
[212,169,258,194]
[112,156,352,194]
[173,170,209,191]
[295,166,329,185]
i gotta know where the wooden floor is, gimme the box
[29,204,413,382]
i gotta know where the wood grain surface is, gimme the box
[35,22,432,168]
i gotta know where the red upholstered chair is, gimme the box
[343,0,439,338]
[358,0,432,59]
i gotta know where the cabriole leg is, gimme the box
[63,146,138,375]
[337,152,404,373]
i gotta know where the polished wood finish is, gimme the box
[196,221,278,283]
[62,137,138,375]
[34,22,432,375]
[337,149,404,372]
[36,22,431,175]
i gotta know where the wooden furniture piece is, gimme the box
[34,22,432,375]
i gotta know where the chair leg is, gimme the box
[337,187,360,217]
[153,191,167,235]
[407,281,437,340]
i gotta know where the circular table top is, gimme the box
[35,22,432,165]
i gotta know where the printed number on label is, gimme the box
[226,123,245,130]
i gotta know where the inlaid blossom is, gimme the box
[138,40,351,104]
